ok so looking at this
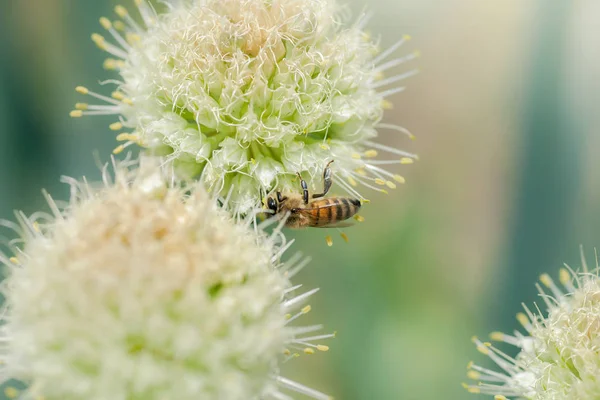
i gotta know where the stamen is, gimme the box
[375,51,420,74]
[91,33,128,58]
[379,86,406,98]
[325,235,333,246]
[99,17,132,51]
[110,122,123,131]
[76,86,123,106]
[276,377,333,400]
[364,140,418,158]
[373,34,412,65]
[371,69,420,89]
[282,288,319,309]
[115,4,144,34]
[340,232,349,243]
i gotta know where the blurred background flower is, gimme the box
[1,0,600,399]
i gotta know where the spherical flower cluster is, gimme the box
[71,0,419,214]
[464,255,600,399]
[0,157,333,400]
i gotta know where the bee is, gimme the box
[265,161,362,229]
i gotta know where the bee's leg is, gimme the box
[312,160,334,199]
[296,173,309,204]
[277,191,287,203]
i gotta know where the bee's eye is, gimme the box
[267,197,277,211]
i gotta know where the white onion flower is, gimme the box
[71,0,419,214]
[0,157,333,400]
[464,251,600,400]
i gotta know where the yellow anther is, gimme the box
[283,349,291,355]
[301,305,311,314]
[110,122,123,131]
[317,345,329,352]
[385,181,396,189]
[466,370,480,380]
[373,71,384,81]
[375,178,386,186]
[116,133,139,142]
[112,91,125,100]
[539,273,552,288]
[393,175,405,183]
[70,110,83,118]
[461,383,469,389]
[319,143,330,150]
[489,332,504,341]
[115,5,128,18]
[304,348,315,355]
[467,387,481,394]
[470,336,478,343]
[517,313,529,328]
[250,158,256,164]
[122,98,134,106]
[9,257,19,265]
[364,150,378,158]
[32,221,40,232]
[381,99,393,109]
[103,58,118,70]
[4,387,19,399]
[113,145,125,154]
[126,33,141,44]
[495,396,508,400]
[413,50,422,57]
[355,168,367,176]
[340,233,349,243]
[91,33,107,50]
[75,86,89,95]
[325,235,333,247]
[354,215,365,222]
[476,344,489,355]
[400,157,414,164]
[114,20,126,31]
[403,34,412,41]
[360,198,370,203]
[99,17,112,30]
[559,268,571,285]
[75,103,88,110]
[347,176,358,187]
[284,313,292,320]
[134,0,143,6]
[351,153,362,160]
[466,361,473,369]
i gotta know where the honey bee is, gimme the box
[265,161,362,229]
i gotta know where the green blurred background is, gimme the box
[2,0,600,399]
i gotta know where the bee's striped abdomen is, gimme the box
[308,197,361,227]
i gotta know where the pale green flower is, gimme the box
[0,157,333,400]
[465,251,600,400]
[71,0,419,214]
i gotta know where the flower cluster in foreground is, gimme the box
[465,254,600,399]
[71,0,419,214]
[0,157,333,400]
